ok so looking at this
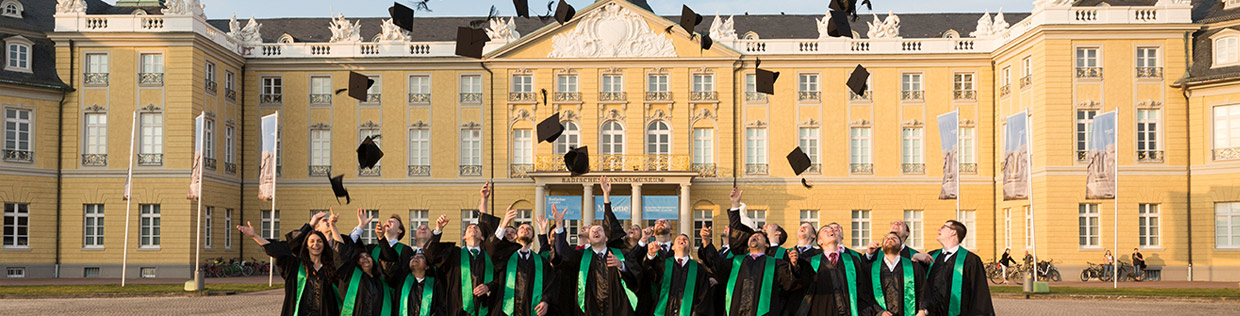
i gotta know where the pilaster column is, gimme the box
[535,184,546,224]
[679,184,692,236]
[582,183,595,226]
[630,183,643,225]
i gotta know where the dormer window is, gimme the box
[1,0,22,18]
[4,35,31,73]
[1215,36,1239,67]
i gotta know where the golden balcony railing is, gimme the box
[84,73,108,85]
[960,162,978,174]
[692,163,716,177]
[599,92,626,102]
[798,91,820,101]
[1020,76,1032,88]
[309,94,332,104]
[509,92,537,103]
[902,163,925,174]
[690,91,718,101]
[1138,150,1164,162]
[1136,67,1163,79]
[3,150,31,162]
[365,94,381,104]
[204,157,216,170]
[460,93,483,104]
[408,165,430,176]
[849,90,872,101]
[225,89,237,102]
[554,92,581,102]
[510,164,534,178]
[646,91,673,102]
[1000,85,1011,97]
[205,80,216,94]
[1077,150,1089,162]
[1214,147,1240,161]
[360,166,381,176]
[1075,67,1103,79]
[137,153,162,166]
[850,163,873,175]
[260,94,282,104]
[953,90,976,100]
[901,90,924,101]
[805,163,822,175]
[309,165,331,176]
[81,154,107,166]
[533,154,694,173]
[745,163,768,175]
[139,72,163,86]
[460,165,482,176]
[225,162,237,174]
[745,91,768,103]
[408,93,431,104]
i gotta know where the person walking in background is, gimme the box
[1132,248,1146,281]
[999,248,1016,285]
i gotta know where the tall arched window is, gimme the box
[554,121,580,155]
[646,121,670,155]
[600,121,624,155]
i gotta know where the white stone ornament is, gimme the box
[969,9,1009,38]
[815,11,832,39]
[992,10,1010,33]
[709,14,737,42]
[486,16,521,42]
[970,11,993,37]
[865,11,901,39]
[55,0,86,14]
[165,0,205,19]
[548,2,675,58]
[228,14,264,45]
[378,18,412,42]
[329,13,363,43]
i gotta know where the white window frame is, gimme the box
[1137,109,1160,155]
[224,209,233,249]
[1079,203,1100,248]
[957,210,976,249]
[309,128,331,167]
[601,121,625,155]
[83,113,107,156]
[1077,109,1098,161]
[901,73,922,93]
[904,210,923,249]
[1076,47,1100,68]
[204,61,216,88]
[86,53,109,75]
[84,204,104,248]
[409,127,431,167]
[798,127,819,165]
[747,209,767,229]
[799,210,819,228]
[4,37,31,72]
[1217,202,1240,249]
[139,112,163,155]
[692,73,714,92]
[1214,105,1240,157]
[225,71,236,92]
[204,206,213,248]
[602,74,623,93]
[647,74,669,93]
[646,121,671,155]
[224,125,234,164]
[745,128,767,165]
[460,209,479,236]
[203,118,215,160]
[558,74,578,93]
[850,127,872,164]
[409,75,431,94]
[366,75,382,98]
[960,126,976,165]
[1214,36,1240,67]
[1003,208,1012,249]
[851,210,871,249]
[4,107,32,156]
[1024,205,1034,249]
[1137,47,1160,68]
[953,73,974,92]
[3,203,28,248]
[362,209,380,244]
[1022,57,1032,79]
[692,128,713,164]
[140,204,160,248]
[798,73,819,94]
[460,75,483,94]
[310,76,332,95]
[512,74,533,93]
[555,122,580,155]
[1139,204,1160,248]
[6,267,24,278]
[140,53,163,74]
[902,127,924,165]
[261,76,282,96]
[512,129,533,164]
[260,210,280,240]
[460,127,482,168]
[1,0,21,18]
[744,73,757,94]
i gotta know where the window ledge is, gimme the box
[1213,247,1240,252]
[137,247,161,251]
[4,66,32,73]
[1078,247,1105,251]
[2,246,31,251]
[1138,247,1163,251]
[81,247,105,251]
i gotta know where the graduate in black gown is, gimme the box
[796,223,867,316]
[379,243,448,316]
[860,232,926,316]
[632,218,674,316]
[484,205,556,316]
[642,232,711,316]
[697,225,732,316]
[780,223,822,316]
[238,212,340,316]
[912,220,994,316]
[550,176,644,316]
[863,221,920,264]
[426,183,501,316]
[708,187,807,316]
[347,207,417,316]
[333,211,387,316]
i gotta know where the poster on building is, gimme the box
[187,114,204,201]
[938,111,959,200]
[642,196,679,220]
[593,196,631,220]
[257,113,279,202]
[1086,111,1118,200]
[546,196,583,220]
[1003,111,1030,200]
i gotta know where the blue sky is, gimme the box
[190,0,1034,19]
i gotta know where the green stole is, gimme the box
[928,248,969,316]
[870,251,916,316]
[576,248,639,312]
[371,243,408,316]
[773,247,786,259]
[460,248,494,316]
[725,254,775,316]
[811,249,860,316]
[399,274,434,316]
[341,267,364,315]
[653,258,699,316]
[502,250,545,316]
[293,264,308,315]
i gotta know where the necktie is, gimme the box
[829,252,838,266]
[520,250,529,260]
[678,258,685,266]
[942,251,953,263]
[470,248,479,257]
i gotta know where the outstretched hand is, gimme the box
[436,214,450,232]
[699,226,712,246]
[479,181,492,200]
[357,208,374,229]
[729,187,743,208]
[237,221,258,238]
[551,204,565,227]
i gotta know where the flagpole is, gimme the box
[121,110,137,287]
[269,114,278,287]
[956,112,961,237]
[1025,110,1038,283]
[1113,109,1120,289]
[191,115,205,290]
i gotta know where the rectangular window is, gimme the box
[798,74,819,93]
[648,74,669,92]
[901,73,923,100]
[409,209,430,245]
[224,125,234,164]
[512,129,533,164]
[140,53,163,74]
[1022,57,1032,81]
[512,74,533,93]
[6,44,27,70]
[461,128,482,167]
[1137,109,1160,157]
[953,73,974,92]
[958,210,976,249]
[409,75,431,94]
[140,267,156,278]
[1216,37,1239,65]
[139,113,162,155]
[366,76,381,97]
[261,77,282,96]
[1139,204,1160,248]
[1025,205,1034,249]
[84,113,107,156]
[850,127,872,164]
[1217,202,1240,248]
[602,74,623,93]
[851,210,871,249]
[205,61,216,86]
[960,127,976,165]
[1004,208,1012,249]
[224,209,232,249]
[3,203,28,247]
[1137,47,1159,68]
[799,210,819,228]
[361,209,380,244]
[1079,203,1100,248]
[203,119,215,160]
[693,128,713,164]
[558,75,578,93]
[564,219,581,245]
[226,71,235,91]
[1002,67,1011,86]
[460,210,479,236]
[798,128,819,166]
[84,204,104,247]
[1076,48,1099,68]
[310,76,331,95]
[747,209,767,229]
[693,210,712,248]
[204,207,213,248]
[745,74,756,93]
[902,128,923,165]
[904,210,923,249]
[461,75,482,94]
[86,53,108,74]
[139,204,160,248]
[1214,105,1240,158]
[1076,110,1097,161]
[692,74,714,92]
[409,128,430,167]
[7,267,25,278]
[745,128,767,165]
[309,129,331,166]
[4,108,32,155]
[260,210,280,240]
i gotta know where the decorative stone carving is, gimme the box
[815,12,833,39]
[746,120,767,128]
[960,119,976,127]
[84,104,107,113]
[1137,99,1163,109]
[866,11,901,39]
[902,119,924,128]
[692,107,716,124]
[799,118,820,127]
[601,109,625,122]
[461,121,482,129]
[55,0,86,14]
[360,120,381,129]
[849,119,871,127]
[409,120,430,129]
[379,18,412,42]
[548,2,675,58]
[486,16,521,42]
[646,109,671,123]
[970,10,1010,38]
[560,110,579,122]
[140,104,162,112]
[709,14,737,42]
[510,109,535,126]
[164,0,205,19]
[993,10,1010,32]
[1077,100,1102,109]
[228,14,264,45]
[278,34,295,44]
[309,122,331,130]
[329,14,363,43]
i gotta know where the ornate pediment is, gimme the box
[959,119,976,127]
[548,2,676,58]
[800,118,820,127]
[360,120,381,130]
[849,119,872,127]
[510,108,535,126]
[1137,99,1163,109]
[646,109,671,123]
[83,104,107,113]
[561,110,580,122]
[746,120,767,128]
[902,119,924,128]
[409,120,430,129]
[461,121,482,129]
[692,105,717,124]
[225,119,236,126]
[139,104,162,112]
[204,111,216,120]
[310,122,330,130]
[1077,100,1103,110]
[601,109,625,122]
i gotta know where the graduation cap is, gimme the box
[563,146,589,176]
[679,5,703,35]
[537,112,564,143]
[847,64,870,96]
[338,72,375,102]
[455,27,489,59]
[700,33,713,50]
[755,68,780,95]
[826,10,853,38]
[389,2,414,32]
[513,0,530,18]
[356,135,384,169]
[830,0,872,20]
[329,174,351,204]
[787,147,813,188]
[554,0,575,24]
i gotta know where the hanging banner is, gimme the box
[642,196,679,220]
[937,111,959,200]
[546,196,583,220]
[1003,112,1030,200]
[593,196,631,220]
[187,114,204,201]
[258,113,279,202]
[123,110,137,201]
[1086,111,1118,199]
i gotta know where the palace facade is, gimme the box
[2,0,1239,281]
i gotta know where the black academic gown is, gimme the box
[484,237,557,316]
[796,247,866,316]
[859,256,926,316]
[644,256,712,316]
[780,246,821,316]
[709,207,806,316]
[863,246,919,264]
[337,241,386,316]
[920,248,994,316]
[551,203,643,316]
[265,225,340,316]
[426,232,498,316]
[378,238,448,316]
[634,241,676,316]
[697,244,732,316]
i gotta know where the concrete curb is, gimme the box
[993,293,1240,303]
[0,291,237,300]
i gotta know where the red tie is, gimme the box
[678,258,685,266]
[829,252,839,266]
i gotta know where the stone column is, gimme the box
[630,183,643,225]
[535,184,546,223]
[582,183,594,226]
[679,184,692,236]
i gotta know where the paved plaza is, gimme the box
[0,293,1237,315]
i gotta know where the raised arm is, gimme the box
[550,205,580,262]
[726,188,753,252]
[478,181,491,215]
[425,214,453,268]
[350,208,375,244]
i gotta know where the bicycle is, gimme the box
[1080,261,1104,281]
[989,262,1024,285]
[1034,259,1061,282]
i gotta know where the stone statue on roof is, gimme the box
[56,0,87,14]
[866,11,901,39]
[329,13,363,43]
[485,16,521,42]
[970,11,993,37]
[379,18,412,42]
[710,14,737,42]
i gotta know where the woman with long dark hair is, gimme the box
[238,212,340,316]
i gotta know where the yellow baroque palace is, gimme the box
[1,0,1238,282]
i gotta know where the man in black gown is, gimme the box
[860,232,925,316]
[642,232,711,316]
[709,187,806,316]
[912,220,993,316]
[550,176,643,316]
[796,222,866,316]
[486,206,556,316]
[425,183,500,316]
[865,221,920,263]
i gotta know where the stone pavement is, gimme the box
[0,275,280,286]
[1,293,1238,315]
